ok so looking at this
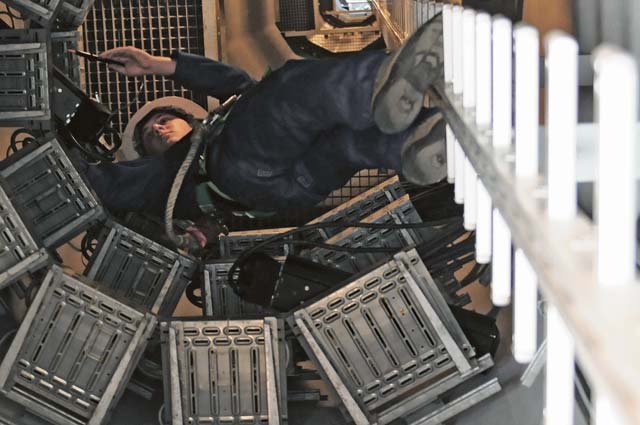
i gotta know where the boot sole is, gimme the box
[401,111,447,186]
[372,13,444,134]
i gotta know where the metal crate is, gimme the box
[0,29,51,126]
[57,0,95,30]
[0,138,105,248]
[0,265,157,425]
[303,176,407,243]
[302,194,437,274]
[85,221,198,316]
[0,181,50,291]
[289,249,496,424]
[51,31,81,84]
[161,318,288,424]
[2,0,64,28]
[217,227,295,259]
[202,261,277,319]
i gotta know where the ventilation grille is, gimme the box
[81,0,207,136]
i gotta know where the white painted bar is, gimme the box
[594,46,638,288]
[464,157,477,230]
[545,305,575,425]
[492,16,512,148]
[491,210,511,306]
[514,24,540,178]
[443,4,455,184]
[474,12,492,264]
[446,125,455,182]
[544,31,578,425]
[596,395,625,425]
[434,1,442,14]
[513,249,537,364]
[428,1,436,21]
[476,180,492,263]
[454,140,465,204]
[443,4,453,84]
[475,12,492,128]
[452,5,463,95]
[461,8,476,229]
[421,0,429,24]
[462,9,476,109]
[546,32,578,220]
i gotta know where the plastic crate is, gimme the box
[289,249,494,424]
[0,265,156,425]
[161,318,288,424]
[0,138,105,248]
[0,29,51,127]
[0,181,49,290]
[301,194,438,273]
[202,260,277,318]
[85,221,198,316]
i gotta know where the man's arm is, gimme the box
[99,47,256,99]
[170,52,256,99]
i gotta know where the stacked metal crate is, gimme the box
[0,29,52,128]
[301,193,437,273]
[0,181,50,290]
[84,221,198,316]
[0,138,105,248]
[0,266,156,425]
[3,0,95,30]
[217,227,296,259]
[161,317,289,424]
[202,260,277,319]
[289,249,500,424]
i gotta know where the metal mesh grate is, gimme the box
[278,0,315,31]
[81,0,207,136]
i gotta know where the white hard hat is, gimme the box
[119,96,208,160]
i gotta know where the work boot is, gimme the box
[401,109,447,186]
[372,13,444,134]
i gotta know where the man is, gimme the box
[82,14,445,229]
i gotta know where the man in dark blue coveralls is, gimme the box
[81,15,445,231]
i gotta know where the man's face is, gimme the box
[140,113,193,155]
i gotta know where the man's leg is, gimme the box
[221,50,388,179]
[295,107,446,195]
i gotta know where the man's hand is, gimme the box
[99,47,176,77]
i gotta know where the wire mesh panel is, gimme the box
[290,249,490,424]
[0,181,49,291]
[302,194,437,273]
[0,265,157,425]
[217,227,295,259]
[81,0,207,137]
[0,138,105,248]
[278,0,315,31]
[0,29,51,126]
[202,261,278,319]
[161,318,288,424]
[85,221,198,316]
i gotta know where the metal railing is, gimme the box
[373,1,640,425]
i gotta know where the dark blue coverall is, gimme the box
[81,51,424,219]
